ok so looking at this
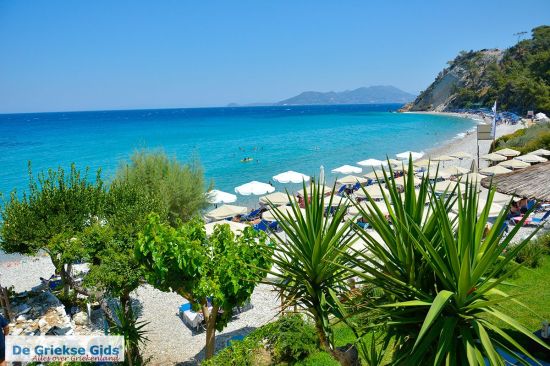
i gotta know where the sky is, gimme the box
[0,0,549,113]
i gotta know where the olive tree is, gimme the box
[136,215,272,359]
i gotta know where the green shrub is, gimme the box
[515,240,546,268]
[295,351,340,366]
[202,314,320,366]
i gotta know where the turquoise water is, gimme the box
[0,104,476,207]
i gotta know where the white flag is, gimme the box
[491,101,497,138]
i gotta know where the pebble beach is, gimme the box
[0,113,537,364]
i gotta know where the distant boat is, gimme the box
[241,157,254,163]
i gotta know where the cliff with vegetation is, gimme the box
[407,25,550,114]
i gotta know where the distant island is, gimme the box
[228,85,416,107]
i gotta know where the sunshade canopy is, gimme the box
[205,221,248,236]
[364,170,385,180]
[331,165,362,174]
[324,196,353,207]
[498,159,530,169]
[481,161,550,201]
[442,166,470,176]
[460,172,486,182]
[336,175,368,185]
[296,184,333,197]
[259,191,291,206]
[235,181,275,195]
[272,170,310,184]
[413,159,435,168]
[355,185,390,200]
[451,200,503,217]
[262,205,306,221]
[495,148,521,157]
[479,165,513,176]
[205,204,248,221]
[357,158,387,167]
[392,175,422,187]
[481,153,507,162]
[432,155,456,162]
[348,200,390,216]
[396,151,424,160]
[207,189,237,204]
[515,154,548,163]
[433,180,464,194]
[530,148,550,157]
[419,169,452,180]
[449,151,472,159]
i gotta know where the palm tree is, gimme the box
[265,180,358,365]
[346,158,550,364]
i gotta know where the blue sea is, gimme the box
[0,104,476,207]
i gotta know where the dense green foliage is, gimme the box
[202,314,325,366]
[449,26,550,114]
[136,215,272,358]
[344,160,549,365]
[115,150,210,225]
[265,184,357,364]
[493,122,550,153]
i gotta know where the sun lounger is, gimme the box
[253,220,269,232]
[510,211,550,226]
[242,208,262,221]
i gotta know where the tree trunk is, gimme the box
[314,314,357,366]
[0,286,13,322]
[203,304,219,359]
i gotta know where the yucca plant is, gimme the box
[347,158,549,365]
[264,180,358,365]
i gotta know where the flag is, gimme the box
[491,101,497,138]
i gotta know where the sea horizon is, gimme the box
[0,103,477,209]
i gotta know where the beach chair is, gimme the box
[179,303,204,332]
[253,220,269,232]
[356,221,369,229]
[337,185,347,195]
[352,182,361,191]
[510,211,550,226]
[226,334,245,347]
[268,221,278,231]
[242,208,261,221]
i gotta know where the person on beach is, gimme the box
[0,313,9,366]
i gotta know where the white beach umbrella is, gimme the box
[479,165,512,176]
[452,201,503,218]
[413,159,435,168]
[357,158,387,168]
[515,154,548,163]
[235,181,275,195]
[205,204,248,221]
[364,170,385,181]
[324,196,353,207]
[530,148,550,157]
[207,189,237,204]
[433,180,464,194]
[396,151,424,160]
[481,153,507,162]
[336,175,368,185]
[319,165,325,185]
[460,172,486,182]
[297,184,333,197]
[449,151,472,159]
[355,185,390,200]
[479,189,514,206]
[205,221,249,236]
[419,169,452,180]
[331,165,362,174]
[262,205,306,222]
[273,170,310,184]
[442,166,470,176]
[495,148,521,157]
[348,201,390,216]
[392,175,422,187]
[497,159,530,170]
[432,155,456,162]
[259,191,291,206]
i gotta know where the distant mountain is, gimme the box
[277,86,416,106]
